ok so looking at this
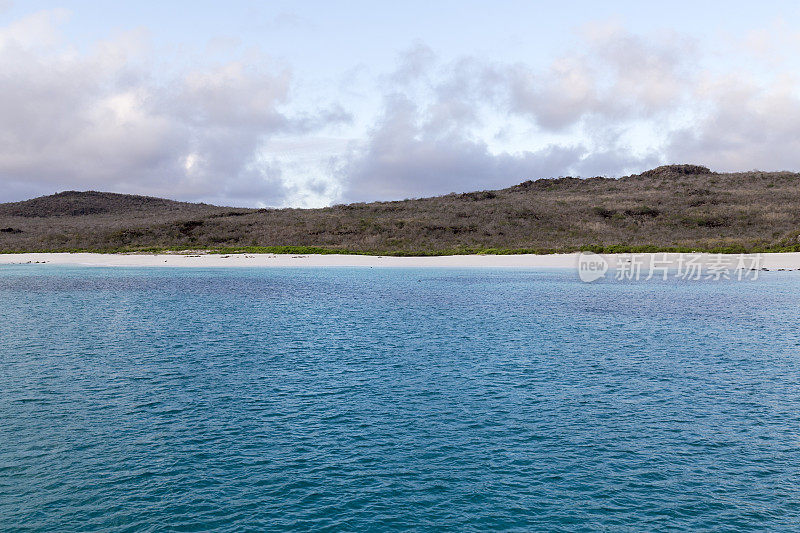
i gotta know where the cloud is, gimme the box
[506,23,695,131]
[387,42,437,85]
[0,7,66,49]
[666,74,800,171]
[3,10,800,207]
[339,92,652,202]
[339,22,800,202]
[338,34,668,202]
[0,10,347,206]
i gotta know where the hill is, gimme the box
[0,190,219,218]
[2,165,800,254]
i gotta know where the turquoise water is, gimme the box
[2,266,800,531]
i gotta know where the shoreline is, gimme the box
[2,252,800,269]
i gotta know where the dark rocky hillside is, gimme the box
[0,191,220,218]
[2,165,800,254]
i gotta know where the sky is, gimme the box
[2,1,800,207]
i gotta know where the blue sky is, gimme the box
[2,1,800,206]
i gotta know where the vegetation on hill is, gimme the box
[3,165,800,254]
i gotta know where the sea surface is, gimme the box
[2,266,800,531]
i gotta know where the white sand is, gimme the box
[0,252,578,268]
[1,252,800,270]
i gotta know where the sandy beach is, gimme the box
[2,252,800,270]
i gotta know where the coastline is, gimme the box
[2,251,800,269]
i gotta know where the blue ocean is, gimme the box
[2,266,800,531]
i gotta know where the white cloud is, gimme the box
[2,10,800,207]
[666,74,800,171]
[337,32,672,202]
[0,10,346,206]
[339,92,653,202]
[0,8,67,50]
[506,23,695,131]
[338,22,800,201]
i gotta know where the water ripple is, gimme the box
[1,266,800,531]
